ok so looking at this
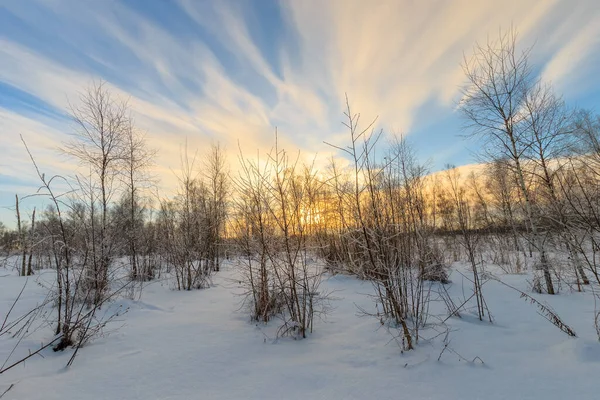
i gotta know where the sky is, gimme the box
[1,0,600,227]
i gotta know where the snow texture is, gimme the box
[1,262,599,400]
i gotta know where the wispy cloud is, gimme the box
[542,15,600,93]
[0,0,599,220]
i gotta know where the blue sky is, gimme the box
[1,0,600,226]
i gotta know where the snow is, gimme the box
[1,262,600,400]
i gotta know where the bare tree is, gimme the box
[160,143,225,291]
[15,195,26,276]
[554,111,600,285]
[484,159,526,270]
[232,151,278,322]
[325,98,446,350]
[460,28,555,294]
[26,208,36,276]
[521,83,592,287]
[204,143,229,272]
[444,166,491,322]
[121,124,156,280]
[233,134,328,338]
[63,80,130,304]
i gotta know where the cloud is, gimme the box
[0,0,599,214]
[542,15,600,94]
[0,108,70,180]
[279,0,564,131]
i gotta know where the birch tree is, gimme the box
[460,29,555,294]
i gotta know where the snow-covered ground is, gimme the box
[1,262,599,400]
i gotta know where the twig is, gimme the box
[1,279,28,332]
[0,384,15,399]
[0,336,63,374]
[493,277,577,337]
